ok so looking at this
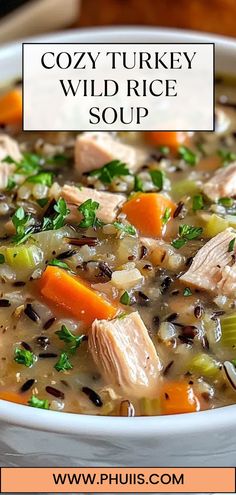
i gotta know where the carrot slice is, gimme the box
[0,89,22,125]
[161,382,199,415]
[122,193,176,237]
[0,391,27,405]
[39,266,117,325]
[145,131,188,152]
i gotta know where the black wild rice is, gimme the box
[21,341,32,352]
[24,303,40,323]
[194,305,204,319]
[13,281,26,287]
[140,245,148,259]
[173,201,184,218]
[57,250,77,260]
[82,386,103,407]
[98,262,112,279]
[36,336,50,349]
[43,317,56,330]
[67,237,99,247]
[0,299,11,307]
[45,386,65,400]
[166,312,179,322]
[20,378,35,392]
[38,352,57,358]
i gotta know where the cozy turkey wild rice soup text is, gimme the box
[0,78,236,415]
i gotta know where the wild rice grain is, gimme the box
[43,317,56,330]
[0,299,11,307]
[24,304,40,323]
[20,378,35,392]
[82,386,103,407]
[46,386,65,399]
[38,352,57,358]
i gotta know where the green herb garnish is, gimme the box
[192,194,204,211]
[183,287,192,297]
[89,160,130,184]
[162,207,171,225]
[179,146,198,166]
[37,198,48,208]
[12,207,33,245]
[113,221,136,236]
[78,199,102,228]
[228,238,236,253]
[48,259,71,271]
[56,324,85,353]
[14,347,36,367]
[27,171,54,186]
[150,169,165,190]
[0,254,5,264]
[28,395,49,409]
[7,177,16,191]
[120,291,131,305]
[172,224,203,249]
[159,146,170,155]
[134,175,143,192]
[54,352,73,372]
[5,152,42,175]
[218,149,236,166]
[218,197,234,207]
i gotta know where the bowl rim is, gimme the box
[1,25,236,436]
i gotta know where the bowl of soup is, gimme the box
[0,27,236,467]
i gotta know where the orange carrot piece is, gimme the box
[0,89,22,125]
[145,131,188,152]
[39,266,117,325]
[161,382,199,415]
[122,193,176,237]
[0,391,27,405]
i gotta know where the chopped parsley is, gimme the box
[228,238,236,253]
[28,395,49,409]
[14,347,36,367]
[162,207,171,225]
[78,199,103,228]
[0,254,5,264]
[37,198,48,208]
[113,221,136,236]
[27,171,54,186]
[179,146,198,166]
[231,359,236,367]
[48,259,71,271]
[120,291,131,305]
[12,207,33,245]
[218,149,236,166]
[42,198,70,231]
[89,160,130,184]
[172,224,203,249]
[150,169,165,190]
[218,197,234,207]
[183,287,192,297]
[54,352,73,372]
[5,152,42,175]
[7,177,16,191]
[134,175,143,192]
[192,194,204,211]
[56,325,86,353]
[158,146,169,155]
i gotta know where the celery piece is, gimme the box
[220,314,236,347]
[188,353,220,378]
[171,179,200,200]
[139,397,160,416]
[204,214,229,238]
[5,245,42,270]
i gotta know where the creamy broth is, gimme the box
[0,78,236,415]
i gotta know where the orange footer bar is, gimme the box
[0,467,235,493]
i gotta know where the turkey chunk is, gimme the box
[75,132,147,175]
[180,228,236,296]
[202,162,236,201]
[89,312,161,398]
[61,184,125,224]
[0,135,22,190]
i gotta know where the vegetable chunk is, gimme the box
[75,132,147,174]
[122,193,175,237]
[39,266,117,325]
[61,184,125,224]
[89,312,161,398]
[202,162,236,201]
[0,89,22,125]
[180,228,236,296]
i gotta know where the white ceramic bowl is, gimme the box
[0,27,236,468]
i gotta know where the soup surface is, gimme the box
[0,78,236,416]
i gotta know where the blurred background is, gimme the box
[0,0,235,43]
